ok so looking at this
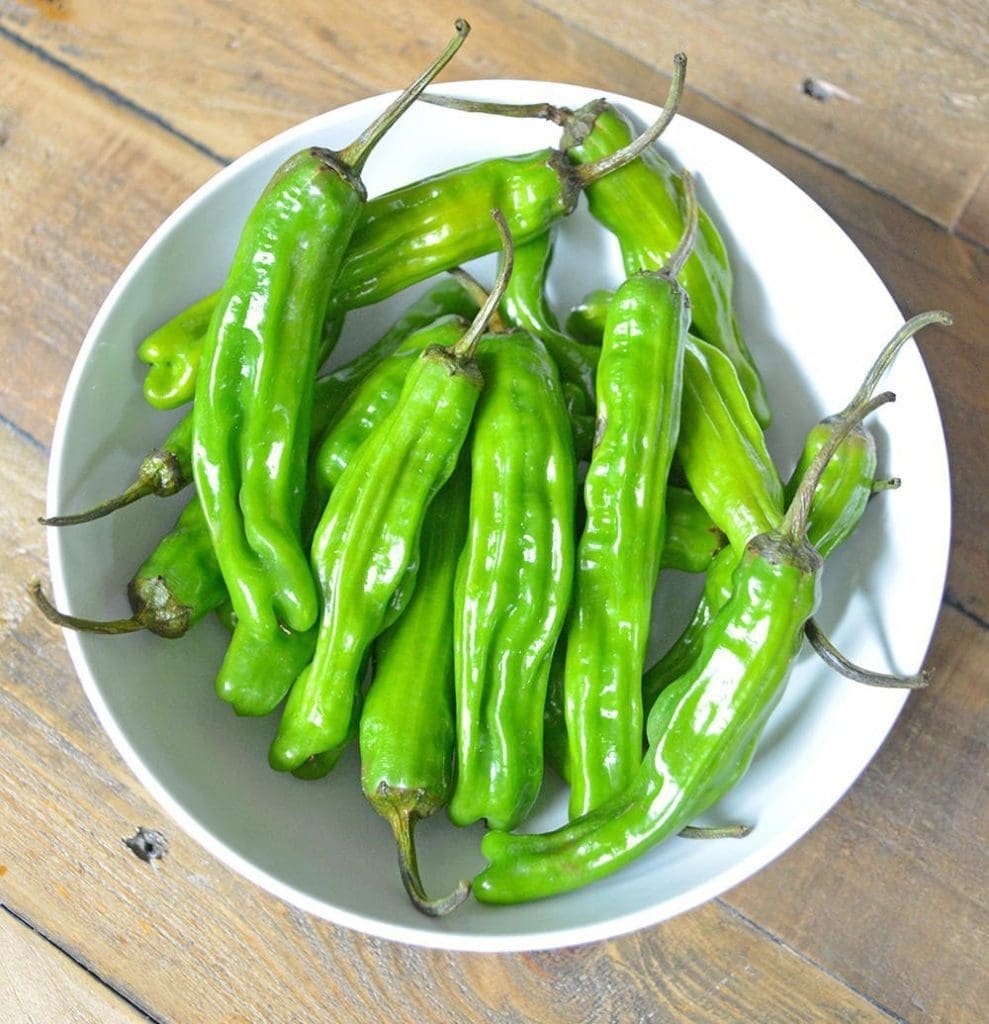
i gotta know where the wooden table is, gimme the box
[1,2,985,1021]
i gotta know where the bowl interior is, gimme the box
[47,81,950,951]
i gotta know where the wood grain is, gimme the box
[544,0,989,234]
[0,1,986,1021]
[0,34,219,447]
[0,908,146,1024]
[6,0,983,236]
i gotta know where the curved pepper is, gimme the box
[268,214,512,771]
[449,329,576,831]
[362,459,471,916]
[192,23,470,638]
[473,386,894,904]
[563,173,698,817]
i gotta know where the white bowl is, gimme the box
[46,81,950,952]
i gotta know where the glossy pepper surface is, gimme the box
[563,172,697,817]
[449,329,576,831]
[563,101,770,427]
[32,496,225,639]
[361,460,471,916]
[192,23,470,638]
[642,310,951,709]
[473,389,893,904]
[268,217,511,771]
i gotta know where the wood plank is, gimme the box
[0,909,147,1024]
[0,35,220,448]
[543,0,989,231]
[0,418,905,1024]
[8,0,981,230]
[725,604,989,1023]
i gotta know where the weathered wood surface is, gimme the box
[0,1,986,1021]
[2,0,986,240]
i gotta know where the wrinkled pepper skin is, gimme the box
[784,418,877,556]
[312,317,468,502]
[362,460,471,915]
[192,23,469,639]
[475,535,821,904]
[125,497,229,637]
[564,103,771,427]
[216,318,469,718]
[564,265,690,818]
[449,332,576,831]
[193,148,365,638]
[268,342,484,771]
[543,484,726,782]
[474,393,895,903]
[677,335,785,552]
[65,283,473,529]
[337,152,583,311]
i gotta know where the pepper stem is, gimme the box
[446,268,509,333]
[375,788,470,917]
[679,824,753,839]
[577,52,687,186]
[449,209,514,360]
[339,19,471,173]
[657,168,698,281]
[805,618,931,689]
[30,580,147,635]
[38,448,186,526]
[781,391,896,545]
[842,310,952,417]
[419,93,572,125]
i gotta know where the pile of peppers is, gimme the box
[33,22,952,916]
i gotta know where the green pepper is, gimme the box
[44,275,483,528]
[662,484,728,573]
[473,385,894,905]
[542,483,726,784]
[361,459,471,916]
[643,310,952,708]
[495,230,599,456]
[268,214,512,772]
[562,172,698,818]
[448,328,576,831]
[421,83,769,426]
[565,288,616,346]
[34,313,476,651]
[192,23,470,639]
[331,53,684,313]
[128,54,687,421]
[31,496,225,638]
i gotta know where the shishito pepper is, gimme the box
[361,460,471,916]
[130,53,688,423]
[268,212,514,772]
[43,275,481,528]
[473,385,895,905]
[448,327,576,831]
[562,172,698,818]
[192,22,470,638]
[643,310,951,707]
[31,496,226,639]
[422,80,770,426]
